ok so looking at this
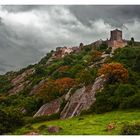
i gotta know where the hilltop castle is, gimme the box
[93,29,128,52]
[52,29,128,59]
[107,29,127,51]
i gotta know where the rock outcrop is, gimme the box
[33,98,63,117]
[29,79,47,95]
[60,75,106,119]
[33,75,107,119]
[8,68,34,95]
[47,126,62,134]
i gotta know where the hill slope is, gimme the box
[0,41,140,135]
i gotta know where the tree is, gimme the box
[37,80,59,103]
[98,43,108,51]
[128,37,135,47]
[55,77,75,94]
[98,63,128,83]
[133,54,140,72]
[131,37,135,47]
[0,109,24,134]
[76,69,96,85]
[35,66,46,76]
[38,77,75,103]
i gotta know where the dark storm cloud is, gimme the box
[68,5,140,27]
[0,5,140,74]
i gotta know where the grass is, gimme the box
[13,109,140,135]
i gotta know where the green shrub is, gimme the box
[133,54,140,72]
[93,91,114,114]
[35,66,47,76]
[38,125,47,131]
[105,47,112,54]
[121,123,140,135]
[97,43,108,51]
[27,113,60,124]
[120,93,140,109]
[76,69,97,85]
[113,47,140,69]
[22,96,43,115]
[93,83,138,114]
[0,109,24,134]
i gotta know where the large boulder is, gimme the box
[47,126,62,134]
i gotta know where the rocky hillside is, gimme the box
[0,41,140,135]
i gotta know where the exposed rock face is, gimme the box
[8,68,34,95]
[60,75,106,119]
[47,126,62,134]
[11,68,34,86]
[29,79,47,95]
[33,75,106,119]
[8,81,30,95]
[33,98,63,117]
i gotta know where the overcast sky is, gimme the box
[0,5,140,74]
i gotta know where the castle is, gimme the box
[107,29,127,51]
[92,29,127,52]
[52,29,127,59]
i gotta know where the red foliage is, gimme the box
[37,77,75,102]
[55,77,75,93]
[98,63,128,83]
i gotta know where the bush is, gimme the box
[93,83,138,114]
[133,54,140,72]
[105,47,112,54]
[35,66,47,76]
[97,43,108,51]
[113,47,140,68]
[0,109,24,134]
[38,125,47,131]
[22,96,43,115]
[120,93,140,109]
[121,123,140,135]
[27,113,60,124]
[76,69,96,85]
[93,90,114,114]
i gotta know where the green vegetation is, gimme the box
[0,41,140,135]
[93,84,140,114]
[121,122,140,135]
[12,110,140,135]
[0,109,24,134]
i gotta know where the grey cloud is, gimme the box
[1,5,41,12]
[0,5,140,74]
[68,5,140,27]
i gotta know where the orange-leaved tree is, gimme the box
[38,77,75,102]
[55,77,75,94]
[98,62,128,83]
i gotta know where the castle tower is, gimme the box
[110,29,122,41]
[107,29,127,52]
